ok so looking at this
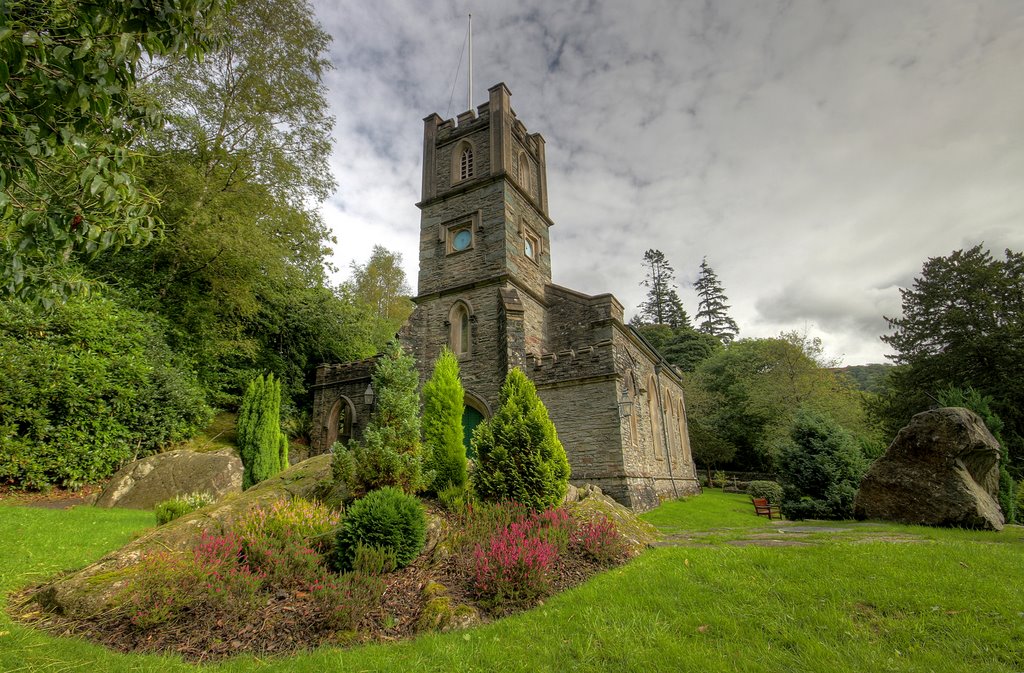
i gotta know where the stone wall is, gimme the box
[309,358,378,455]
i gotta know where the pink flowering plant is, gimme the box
[573,514,627,565]
[118,497,358,632]
[472,520,558,608]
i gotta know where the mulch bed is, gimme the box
[10,505,626,662]
[0,484,103,509]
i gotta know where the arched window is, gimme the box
[518,151,530,188]
[449,302,472,357]
[648,376,663,461]
[460,146,474,181]
[325,397,355,451]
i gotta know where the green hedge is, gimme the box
[0,296,210,489]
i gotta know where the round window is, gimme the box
[453,229,472,251]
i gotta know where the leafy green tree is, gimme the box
[352,342,426,494]
[0,295,210,489]
[238,373,286,489]
[1,0,224,303]
[877,245,1024,475]
[421,348,467,492]
[634,323,722,372]
[636,249,689,328]
[345,246,415,331]
[472,368,570,510]
[693,257,739,344]
[778,408,869,520]
[689,333,877,472]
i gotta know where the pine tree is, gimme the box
[238,373,286,489]
[421,348,468,492]
[472,368,571,510]
[352,341,426,494]
[636,249,689,328]
[693,257,739,344]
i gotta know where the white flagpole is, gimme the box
[467,13,473,111]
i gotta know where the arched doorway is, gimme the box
[325,397,355,451]
[462,392,490,459]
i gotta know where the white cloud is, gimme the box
[310,0,1024,364]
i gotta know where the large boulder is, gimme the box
[854,407,1004,531]
[95,448,243,509]
[31,455,333,619]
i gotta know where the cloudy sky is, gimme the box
[310,0,1024,365]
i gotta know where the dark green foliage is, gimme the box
[279,434,290,470]
[154,493,216,525]
[0,296,210,489]
[998,468,1017,525]
[838,364,893,394]
[778,409,869,521]
[472,369,571,511]
[636,249,689,328]
[437,483,472,514]
[634,323,722,372]
[1,0,225,304]
[331,443,356,490]
[237,374,285,489]
[352,343,426,493]
[422,348,467,492]
[333,487,426,572]
[746,481,784,504]
[693,257,739,344]
[878,246,1024,476]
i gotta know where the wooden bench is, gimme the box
[751,497,780,520]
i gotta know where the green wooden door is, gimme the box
[462,406,484,459]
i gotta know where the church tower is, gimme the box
[405,83,553,415]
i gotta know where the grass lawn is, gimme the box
[2,492,1022,672]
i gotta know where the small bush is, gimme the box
[574,515,626,565]
[713,470,727,489]
[237,374,286,489]
[154,492,216,525]
[437,482,472,514]
[472,368,570,511]
[472,520,557,608]
[746,480,784,504]
[331,442,356,489]
[778,409,868,521]
[333,487,426,572]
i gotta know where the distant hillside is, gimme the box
[836,363,893,394]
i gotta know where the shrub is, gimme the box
[746,480,784,504]
[778,408,869,520]
[237,373,286,489]
[437,482,472,514]
[422,347,467,492]
[713,469,727,489]
[351,342,427,493]
[471,368,570,511]
[998,467,1017,524]
[154,492,216,525]
[574,515,626,565]
[331,442,356,489]
[472,520,557,608]
[0,296,210,489]
[333,486,426,571]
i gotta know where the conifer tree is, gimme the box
[637,249,689,328]
[237,373,286,489]
[421,348,468,492]
[693,257,739,344]
[352,341,426,493]
[472,368,570,510]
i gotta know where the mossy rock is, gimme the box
[416,581,479,633]
[27,455,334,619]
[568,487,660,554]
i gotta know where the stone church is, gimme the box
[311,83,699,510]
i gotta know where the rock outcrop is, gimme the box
[33,455,333,618]
[95,448,243,509]
[854,407,1004,531]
